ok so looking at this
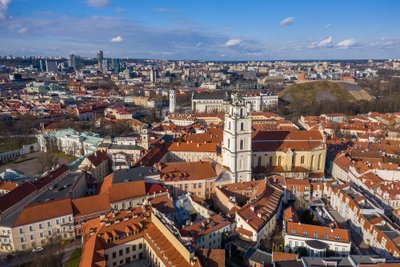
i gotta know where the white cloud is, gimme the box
[196,42,202,48]
[318,36,333,47]
[86,0,111,7]
[309,36,333,48]
[280,17,295,26]
[225,38,242,47]
[338,38,356,49]
[0,0,11,20]
[325,24,331,28]
[110,35,124,42]
[18,27,28,33]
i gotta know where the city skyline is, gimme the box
[0,0,400,60]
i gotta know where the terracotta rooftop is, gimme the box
[14,198,73,227]
[87,150,108,167]
[158,161,217,181]
[109,180,146,203]
[0,181,18,191]
[180,214,230,239]
[197,248,225,267]
[72,194,111,217]
[149,194,175,215]
[286,222,350,243]
[238,183,283,231]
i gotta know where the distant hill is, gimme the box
[279,81,357,104]
[278,81,372,115]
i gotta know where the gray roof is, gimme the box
[31,171,83,204]
[112,166,159,184]
[276,260,303,267]
[244,247,272,265]
[108,144,143,151]
[192,91,227,100]
[301,255,384,267]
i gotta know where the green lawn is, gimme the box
[0,136,37,153]
[51,151,77,161]
[64,248,82,267]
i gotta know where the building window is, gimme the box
[240,140,244,150]
[119,249,123,256]
[301,156,305,164]
[311,155,314,169]
[228,121,231,130]
[318,154,322,169]
[29,225,34,232]
[132,245,136,251]
[258,156,261,167]
[19,228,24,234]
[126,247,130,253]
[278,156,281,166]
[240,122,244,131]
[139,243,142,249]
[227,138,230,149]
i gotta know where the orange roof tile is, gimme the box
[14,198,73,227]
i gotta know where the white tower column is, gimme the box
[169,90,176,113]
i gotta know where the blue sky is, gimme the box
[0,0,399,60]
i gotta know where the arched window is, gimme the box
[227,138,230,149]
[239,158,243,170]
[240,122,244,131]
[278,156,282,166]
[301,156,305,165]
[258,156,261,167]
[228,121,231,130]
[240,140,244,150]
[240,108,243,117]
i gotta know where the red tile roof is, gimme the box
[14,198,73,227]
[109,180,146,203]
[0,181,37,213]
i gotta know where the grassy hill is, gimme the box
[279,81,356,103]
[279,81,359,116]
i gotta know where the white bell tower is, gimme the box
[169,90,176,114]
[222,94,252,183]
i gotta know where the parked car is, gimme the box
[32,246,44,253]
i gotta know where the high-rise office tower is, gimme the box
[69,54,80,71]
[150,67,158,83]
[45,60,58,73]
[112,58,121,72]
[97,50,103,70]
[101,59,108,73]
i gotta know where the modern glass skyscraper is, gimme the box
[97,50,103,70]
